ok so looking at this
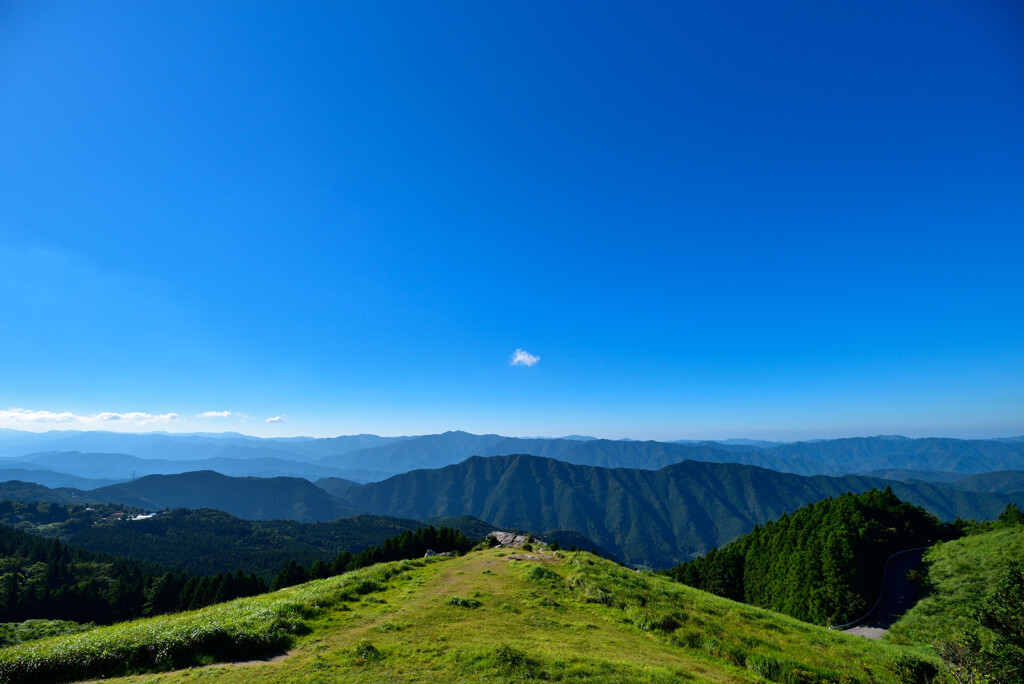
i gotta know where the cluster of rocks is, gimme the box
[423,531,549,558]
[487,531,542,548]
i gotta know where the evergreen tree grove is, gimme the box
[664,488,943,625]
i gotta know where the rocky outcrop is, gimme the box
[487,531,533,548]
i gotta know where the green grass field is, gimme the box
[886,524,1024,650]
[0,548,939,683]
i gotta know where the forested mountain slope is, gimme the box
[664,488,944,625]
[0,501,501,580]
[0,481,83,505]
[0,523,265,625]
[6,505,423,580]
[87,471,360,521]
[338,454,1019,568]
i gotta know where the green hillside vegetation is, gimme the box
[0,619,92,647]
[338,454,1017,568]
[0,520,268,626]
[0,500,500,581]
[35,507,425,581]
[148,525,473,614]
[0,547,940,684]
[887,510,1024,649]
[0,499,149,532]
[664,488,943,625]
[0,501,355,580]
[0,502,474,629]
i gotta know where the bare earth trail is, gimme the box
[843,549,925,640]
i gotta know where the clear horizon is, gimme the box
[2,3,1022,441]
[1,422,1021,444]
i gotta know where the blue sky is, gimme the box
[1,1,1022,440]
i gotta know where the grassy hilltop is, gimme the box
[0,547,936,683]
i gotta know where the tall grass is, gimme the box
[886,525,1024,649]
[0,559,426,683]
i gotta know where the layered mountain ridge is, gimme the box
[4,454,1018,569]
[5,430,1024,486]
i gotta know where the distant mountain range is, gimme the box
[87,471,360,521]
[763,436,1024,473]
[5,430,1024,488]
[0,471,360,521]
[0,429,404,462]
[1,450,382,483]
[311,432,839,476]
[4,454,1018,569]
[937,469,1024,494]
[0,466,115,489]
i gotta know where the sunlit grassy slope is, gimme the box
[1,548,937,683]
[886,524,1024,650]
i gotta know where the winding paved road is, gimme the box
[842,549,925,639]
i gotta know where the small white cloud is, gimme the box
[0,408,179,426]
[197,410,232,419]
[510,348,540,367]
[265,415,287,423]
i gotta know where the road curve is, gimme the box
[841,548,925,639]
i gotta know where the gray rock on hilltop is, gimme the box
[487,531,539,548]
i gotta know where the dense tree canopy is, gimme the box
[665,488,944,625]
[0,513,474,626]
